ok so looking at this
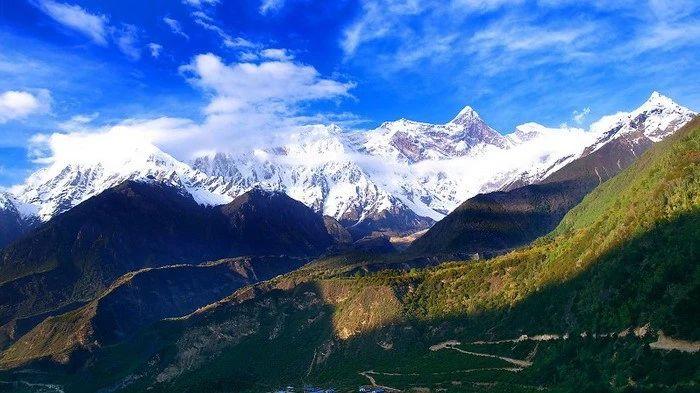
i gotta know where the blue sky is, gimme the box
[0,0,699,186]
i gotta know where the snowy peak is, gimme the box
[15,141,233,221]
[363,105,507,163]
[641,91,677,110]
[448,105,481,125]
[587,92,696,152]
[0,191,38,219]
[445,105,509,148]
[0,192,12,210]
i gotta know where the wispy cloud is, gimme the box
[32,1,154,61]
[341,0,426,56]
[572,107,591,124]
[260,0,285,15]
[182,0,219,7]
[191,11,255,48]
[57,112,99,131]
[33,0,108,45]
[163,17,190,40]
[116,24,141,61]
[260,48,293,61]
[627,2,700,55]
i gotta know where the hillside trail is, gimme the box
[430,341,532,368]
[455,324,699,354]
[357,326,700,390]
[358,371,403,392]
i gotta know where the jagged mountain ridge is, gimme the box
[7,92,696,237]
[12,142,233,222]
[361,105,509,163]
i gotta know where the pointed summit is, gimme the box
[449,105,482,125]
[640,91,677,110]
[633,91,697,120]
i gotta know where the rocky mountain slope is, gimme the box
[361,106,509,163]
[191,125,434,238]
[0,256,308,363]
[3,105,697,393]
[0,181,336,335]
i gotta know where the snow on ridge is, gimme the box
[14,141,235,221]
[10,92,696,227]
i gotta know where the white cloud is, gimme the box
[260,0,284,14]
[181,53,353,114]
[572,107,591,124]
[0,90,51,123]
[28,117,198,165]
[34,0,108,45]
[148,43,163,58]
[30,52,355,163]
[178,53,357,155]
[260,48,293,61]
[589,111,627,134]
[239,51,259,61]
[116,24,141,61]
[163,17,189,39]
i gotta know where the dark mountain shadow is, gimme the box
[407,179,595,258]
[0,208,36,250]
[0,181,337,332]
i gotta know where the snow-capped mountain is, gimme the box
[7,92,696,237]
[363,106,509,163]
[504,91,697,189]
[13,142,233,221]
[586,91,696,151]
[192,125,433,236]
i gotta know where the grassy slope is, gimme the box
[2,118,698,392]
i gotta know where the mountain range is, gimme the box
[2,92,694,242]
[1,102,697,393]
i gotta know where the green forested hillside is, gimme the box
[1,118,698,392]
